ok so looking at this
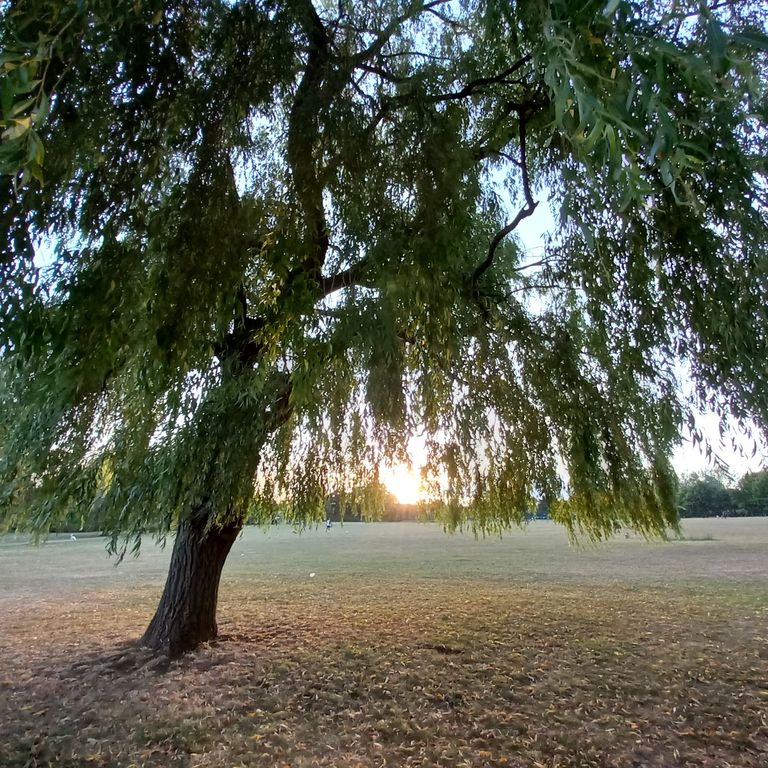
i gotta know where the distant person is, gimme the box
[326,519,332,532]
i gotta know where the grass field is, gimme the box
[1,518,766,767]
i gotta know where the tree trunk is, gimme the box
[140,514,242,657]
[139,364,292,658]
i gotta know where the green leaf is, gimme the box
[706,15,727,75]
[1,76,15,115]
[31,92,49,125]
[732,30,768,53]
[10,95,36,117]
[1,117,31,141]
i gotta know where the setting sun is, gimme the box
[381,463,424,505]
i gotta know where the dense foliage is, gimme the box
[677,472,733,518]
[1,0,767,551]
[678,469,768,518]
[736,469,768,516]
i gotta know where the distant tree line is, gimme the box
[45,470,767,533]
[325,490,439,523]
[677,470,768,518]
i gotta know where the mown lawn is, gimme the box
[1,519,766,767]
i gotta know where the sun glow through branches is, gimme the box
[381,463,424,505]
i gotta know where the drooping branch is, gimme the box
[472,106,538,288]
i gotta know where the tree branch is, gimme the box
[425,6,468,31]
[319,259,371,298]
[428,54,532,103]
[355,61,410,84]
[287,0,333,279]
[472,108,538,287]
[472,205,538,287]
[513,257,551,273]
[472,94,548,162]
[518,110,535,211]
[352,0,451,64]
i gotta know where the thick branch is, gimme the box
[287,1,332,277]
[472,204,538,286]
[319,259,371,298]
[518,111,535,210]
[262,369,293,432]
[426,6,469,31]
[472,95,548,163]
[368,56,534,112]
[355,62,410,84]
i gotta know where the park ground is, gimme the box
[1,518,766,767]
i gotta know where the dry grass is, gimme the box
[1,519,767,767]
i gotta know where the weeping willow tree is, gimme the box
[1,0,766,655]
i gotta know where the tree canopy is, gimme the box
[676,469,768,517]
[736,469,768,515]
[677,471,733,518]
[2,0,767,551]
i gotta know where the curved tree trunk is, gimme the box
[141,514,242,657]
[139,364,292,658]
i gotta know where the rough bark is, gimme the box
[140,513,242,657]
